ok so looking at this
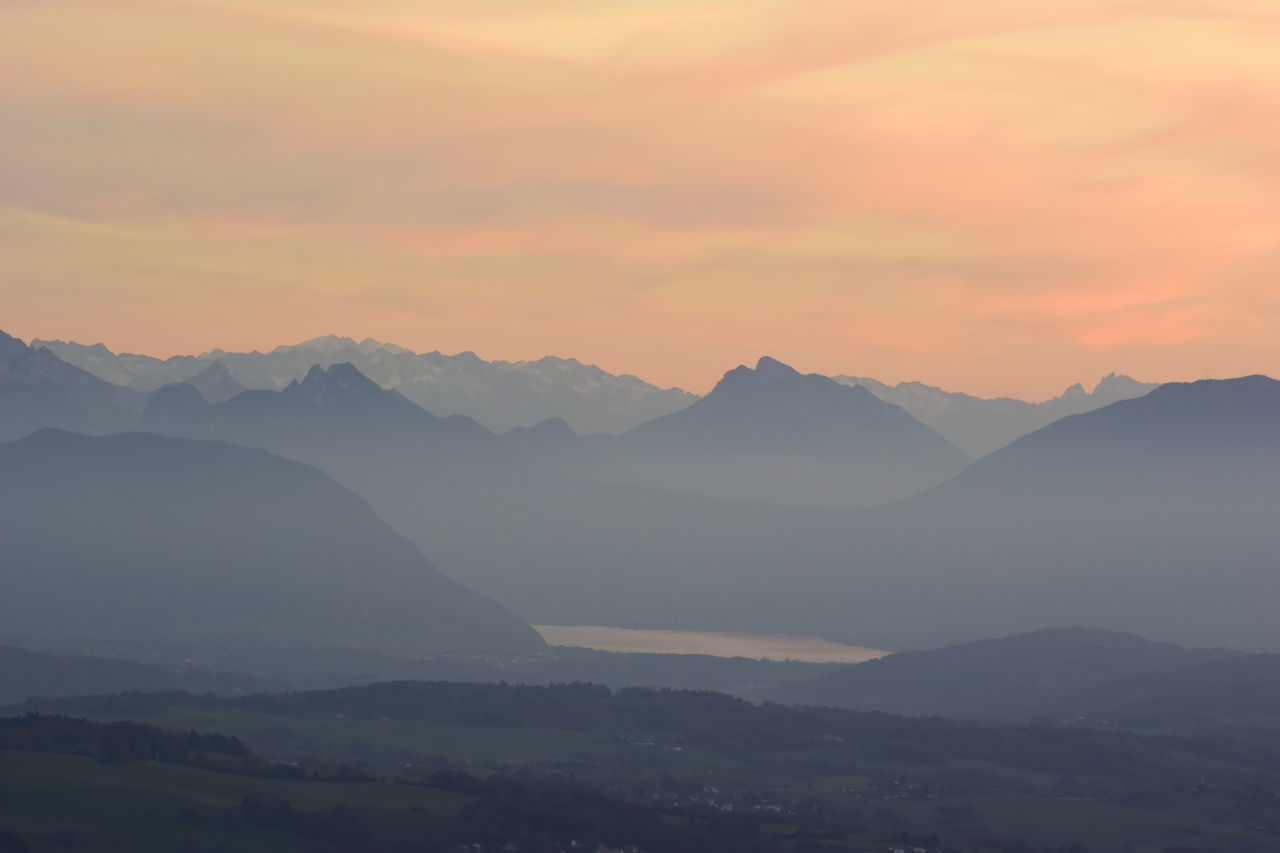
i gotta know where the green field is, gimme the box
[100,705,629,764]
[13,681,1280,852]
[0,749,471,853]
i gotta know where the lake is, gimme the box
[533,625,889,664]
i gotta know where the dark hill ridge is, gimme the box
[929,374,1280,497]
[779,628,1238,720]
[759,374,1280,651]
[0,430,541,654]
[0,330,141,440]
[610,356,971,509]
[1060,651,1280,724]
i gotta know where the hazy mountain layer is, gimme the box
[608,357,971,509]
[756,375,1280,651]
[133,355,1280,654]
[417,374,1280,653]
[181,360,245,403]
[0,331,142,440]
[0,430,542,654]
[36,335,696,434]
[134,361,963,635]
[836,372,1157,456]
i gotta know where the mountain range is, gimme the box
[35,335,696,435]
[143,361,493,461]
[130,356,980,632]
[837,372,1158,456]
[37,334,1156,452]
[13,327,1280,656]
[128,349,1280,653]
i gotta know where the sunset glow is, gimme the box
[4,0,1280,396]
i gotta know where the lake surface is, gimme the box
[533,625,890,664]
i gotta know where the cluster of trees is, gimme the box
[25,682,1280,805]
[0,713,247,764]
[13,681,1280,852]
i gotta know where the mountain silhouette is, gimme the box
[146,362,493,458]
[38,335,695,434]
[0,330,141,440]
[178,360,244,403]
[611,356,971,509]
[758,375,1280,650]
[0,430,541,654]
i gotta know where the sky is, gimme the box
[3,0,1280,397]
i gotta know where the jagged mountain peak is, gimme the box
[709,357,879,409]
[191,359,233,381]
[753,355,800,375]
[0,331,143,439]
[718,357,803,389]
[33,335,696,434]
[1061,381,1087,398]
[1093,372,1147,396]
[291,362,384,397]
[616,355,970,509]
[0,329,31,361]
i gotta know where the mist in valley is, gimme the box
[7,0,1280,848]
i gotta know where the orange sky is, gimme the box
[3,0,1280,397]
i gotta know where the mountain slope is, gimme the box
[612,356,971,508]
[180,360,245,403]
[836,372,1158,456]
[0,430,542,654]
[0,331,141,440]
[766,375,1280,651]
[36,335,697,434]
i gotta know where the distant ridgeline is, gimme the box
[33,333,697,435]
[10,327,1280,656]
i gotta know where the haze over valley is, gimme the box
[7,1,1280,848]
[7,330,1280,851]
[5,326,1278,654]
